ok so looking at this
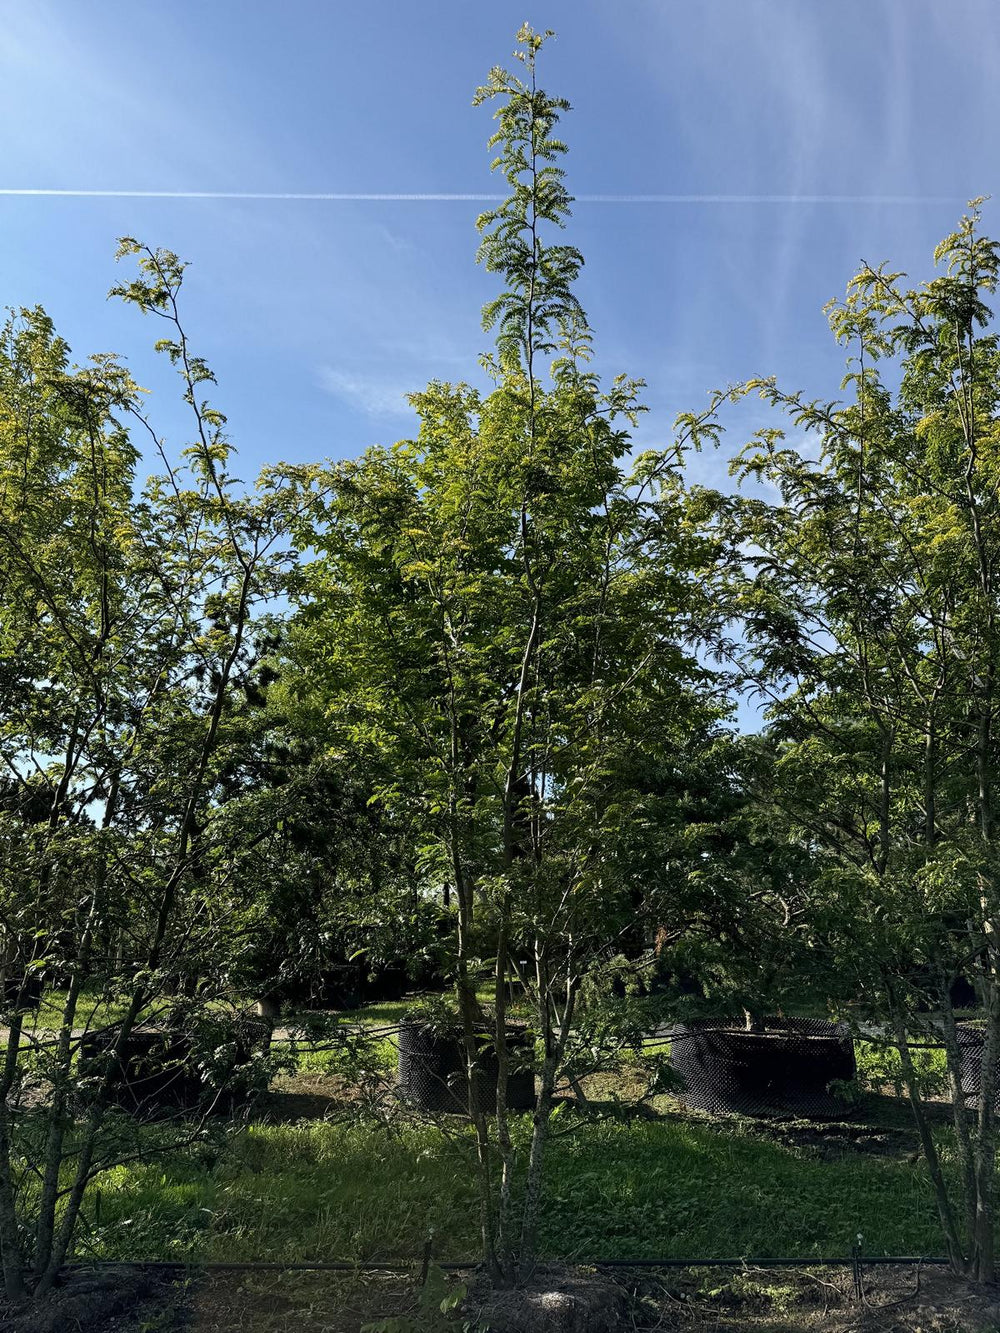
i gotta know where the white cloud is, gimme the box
[318,367,416,418]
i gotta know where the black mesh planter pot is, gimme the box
[670,1018,857,1119]
[79,1013,271,1114]
[1,971,43,1012]
[398,1021,535,1115]
[313,963,366,1010]
[913,972,979,1013]
[950,976,979,1010]
[956,1025,1000,1111]
[365,964,408,1004]
[79,1029,198,1111]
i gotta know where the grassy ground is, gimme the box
[26,984,132,1032]
[5,996,992,1333]
[56,997,956,1268]
[23,983,495,1035]
[11,990,957,1269]
[79,1099,946,1267]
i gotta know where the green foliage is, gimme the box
[401,995,466,1038]
[0,242,298,1297]
[720,200,1000,1276]
[83,1113,954,1265]
[855,1040,949,1101]
[290,1025,397,1087]
[473,25,584,377]
[722,202,1000,1010]
[277,27,730,1278]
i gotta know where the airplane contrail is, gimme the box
[0,189,960,203]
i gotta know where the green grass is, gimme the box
[32,995,966,1268]
[82,1111,948,1266]
[855,1039,949,1099]
[27,981,510,1042]
[27,985,132,1033]
[537,1117,941,1260]
[25,986,430,1047]
[289,1035,397,1076]
[294,996,414,1029]
[284,983,508,1030]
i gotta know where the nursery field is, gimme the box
[61,1094,978,1331]
[1,991,992,1332]
[84,1098,946,1267]
[24,1003,969,1333]
[22,991,944,1270]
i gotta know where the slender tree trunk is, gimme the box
[37,603,256,1295]
[877,728,892,873]
[0,1016,26,1299]
[455,949,499,1283]
[970,645,998,1280]
[255,994,280,1055]
[896,1021,966,1273]
[32,974,85,1279]
[924,721,936,844]
[450,845,498,1280]
[493,925,517,1281]
[33,777,115,1280]
[35,1112,102,1294]
[35,959,154,1295]
[518,1012,555,1277]
[518,968,575,1279]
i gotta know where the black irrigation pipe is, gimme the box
[268,1024,951,1050]
[586,1256,951,1269]
[62,1255,951,1274]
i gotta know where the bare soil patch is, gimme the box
[248,1071,353,1123]
[467,1267,628,1331]
[5,1263,993,1333]
[0,1267,186,1333]
[621,1266,1000,1331]
[184,1269,416,1333]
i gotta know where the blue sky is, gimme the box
[2,0,999,499]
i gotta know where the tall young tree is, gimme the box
[722,204,1000,1280]
[0,245,293,1299]
[283,26,727,1283]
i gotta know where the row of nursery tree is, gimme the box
[3,23,1000,1301]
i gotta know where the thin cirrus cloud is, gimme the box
[318,367,418,419]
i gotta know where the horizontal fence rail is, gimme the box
[62,1254,951,1273]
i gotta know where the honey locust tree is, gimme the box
[721,204,1000,1280]
[282,26,728,1284]
[0,244,295,1300]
